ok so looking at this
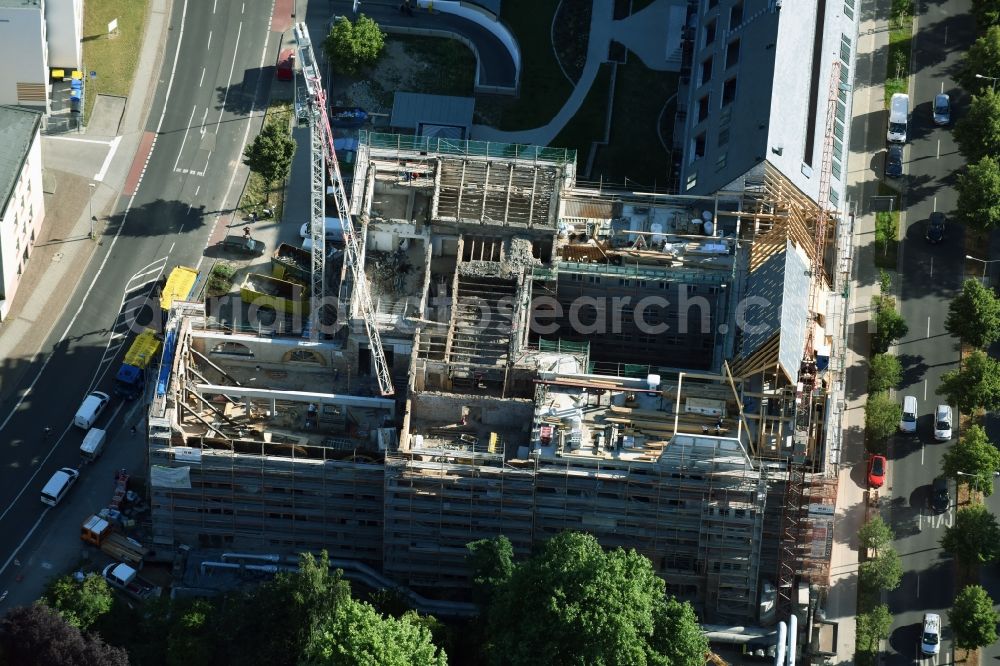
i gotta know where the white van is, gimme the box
[40,467,80,506]
[887,93,909,143]
[900,395,917,433]
[74,391,110,429]
[933,405,953,441]
[920,613,941,655]
[299,217,345,242]
[80,428,107,460]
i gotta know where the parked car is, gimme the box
[933,94,951,125]
[884,144,903,179]
[930,477,949,513]
[921,613,941,656]
[868,454,887,489]
[925,212,946,244]
[933,404,953,441]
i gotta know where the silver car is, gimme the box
[933,94,950,125]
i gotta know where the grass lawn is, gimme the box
[590,62,678,187]
[239,102,294,219]
[476,0,573,130]
[884,15,913,108]
[874,182,899,270]
[552,64,612,162]
[396,35,476,97]
[82,0,151,122]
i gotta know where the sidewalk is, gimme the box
[826,0,893,661]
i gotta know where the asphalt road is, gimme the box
[882,0,975,663]
[0,0,277,585]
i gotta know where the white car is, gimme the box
[921,613,941,656]
[933,404,953,441]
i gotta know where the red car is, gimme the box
[276,48,295,81]
[868,455,887,488]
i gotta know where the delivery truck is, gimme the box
[114,329,162,399]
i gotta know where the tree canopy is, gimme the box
[469,531,708,666]
[858,516,894,554]
[972,0,1000,30]
[954,89,1000,164]
[936,349,1000,413]
[855,604,892,655]
[957,155,1000,232]
[872,295,908,353]
[242,121,295,206]
[0,603,129,666]
[868,354,902,393]
[942,425,1000,496]
[945,278,1000,349]
[43,573,114,631]
[859,549,903,592]
[302,604,447,666]
[950,585,1000,650]
[323,15,386,75]
[958,26,1000,94]
[941,504,1000,564]
[865,392,902,446]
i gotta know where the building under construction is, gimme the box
[147,134,846,625]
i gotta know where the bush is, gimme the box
[865,391,902,447]
[868,354,902,393]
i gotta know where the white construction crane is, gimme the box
[294,22,394,396]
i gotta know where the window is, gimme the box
[844,0,855,19]
[840,34,852,64]
[708,0,718,9]
[701,57,713,86]
[698,95,710,121]
[718,127,730,147]
[704,19,717,45]
[729,1,743,28]
[722,77,737,105]
[694,133,707,158]
[725,39,740,68]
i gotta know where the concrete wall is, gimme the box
[45,0,83,70]
[0,124,45,320]
[0,4,48,109]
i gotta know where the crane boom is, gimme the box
[294,22,394,396]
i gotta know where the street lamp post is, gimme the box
[965,254,1000,281]
[88,183,96,240]
[975,73,999,92]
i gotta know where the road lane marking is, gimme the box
[0,510,49,577]
[207,30,212,51]
[199,67,205,88]
[926,316,930,338]
[200,107,208,136]
[929,256,933,277]
[924,378,928,401]
[215,21,244,135]
[195,185,201,196]
[45,136,114,145]
[93,136,123,182]
[933,196,937,212]
[936,139,940,159]
[213,0,217,12]
[916,573,920,597]
[173,104,197,173]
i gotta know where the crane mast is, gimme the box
[294,22,394,396]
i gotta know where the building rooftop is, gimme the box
[390,92,475,139]
[0,0,42,7]
[0,105,41,218]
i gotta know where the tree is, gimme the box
[941,504,1000,563]
[43,573,114,631]
[301,601,447,666]
[950,585,1000,650]
[945,278,1000,349]
[466,535,514,608]
[937,349,1000,413]
[957,155,1000,232]
[242,121,295,207]
[865,392,902,446]
[942,425,1000,496]
[872,296,908,353]
[858,516,894,554]
[479,531,708,666]
[217,551,351,666]
[0,603,129,666]
[166,599,215,666]
[972,0,1000,31]
[954,89,1000,164]
[859,548,903,592]
[323,15,385,76]
[868,354,902,393]
[856,604,892,654]
[958,26,1000,94]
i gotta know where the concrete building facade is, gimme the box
[677,0,858,210]
[0,105,45,320]
[0,1,49,110]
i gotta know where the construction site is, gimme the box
[144,22,850,656]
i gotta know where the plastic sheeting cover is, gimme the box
[151,465,191,489]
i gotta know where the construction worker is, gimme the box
[243,225,251,239]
